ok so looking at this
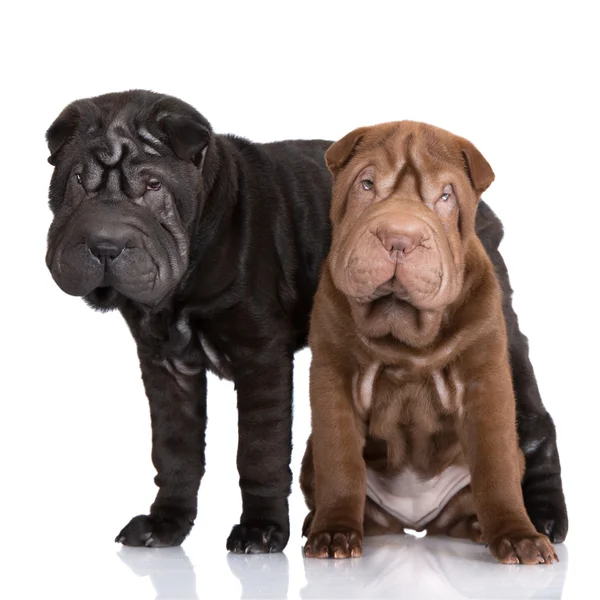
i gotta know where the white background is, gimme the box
[1,1,598,599]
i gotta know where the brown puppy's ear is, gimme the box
[46,105,80,166]
[459,138,495,196]
[325,126,370,173]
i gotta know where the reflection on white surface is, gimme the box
[228,552,290,599]
[118,546,198,599]
[116,535,568,600]
[300,536,568,600]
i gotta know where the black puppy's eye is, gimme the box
[75,174,83,185]
[147,181,162,191]
[361,179,374,191]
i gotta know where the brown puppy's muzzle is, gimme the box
[332,202,460,311]
[371,212,443,308]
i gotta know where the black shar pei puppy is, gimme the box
[45,90,567,552]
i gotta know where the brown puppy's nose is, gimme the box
[377,228,421,254]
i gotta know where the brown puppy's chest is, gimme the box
[355,362,467,476]
[354,361,470,530]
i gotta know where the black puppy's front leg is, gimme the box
[227,340,293,554]
[476,202,568,543]
[116,356,207,547]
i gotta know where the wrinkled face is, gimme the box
[46,91,211,310]
[327,121,494,315]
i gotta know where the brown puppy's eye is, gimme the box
[75,174,83,185]
[439,184,453,202]
[361,179,374,191]
[147,181,162,191]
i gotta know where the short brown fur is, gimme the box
[300,121,557,565]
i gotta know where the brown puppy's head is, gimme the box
[326,121,494,315]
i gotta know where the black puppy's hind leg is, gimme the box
[477,202,568,543]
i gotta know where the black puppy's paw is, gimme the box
[115,514,193,548]
[226,522,288,554]
[528,503,568,544]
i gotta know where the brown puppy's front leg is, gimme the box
[459,353,558,565]
[303,351,366,559]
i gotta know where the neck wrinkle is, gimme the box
[187,136,240,266]
[350,296,446,349]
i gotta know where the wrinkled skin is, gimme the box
[45,91,567,551]
[46,97,204,309]
[302,121,559,565]
[330,175,465,312]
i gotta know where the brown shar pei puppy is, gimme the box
[300,121,558,565]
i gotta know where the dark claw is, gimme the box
[226,522,287,554]
[116,513,193,547]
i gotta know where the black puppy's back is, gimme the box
[211,135,334,348]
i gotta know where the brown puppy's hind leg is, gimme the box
[363,497,406,536]
[426,486,484,543]
[300,436,316,537]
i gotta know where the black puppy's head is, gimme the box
[46,90,211,310]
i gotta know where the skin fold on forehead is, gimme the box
[327,121,494,243]
[330,124,469,214]
[47,90,213,172]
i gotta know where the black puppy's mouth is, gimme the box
[84,286,121,311]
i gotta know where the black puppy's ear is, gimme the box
[161,115,211,165]
[459,137,495,196]
[325,126,370,173]
[46,105,80,165]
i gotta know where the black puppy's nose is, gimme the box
[88,238,125,260]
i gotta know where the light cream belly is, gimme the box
[365,465,471,530]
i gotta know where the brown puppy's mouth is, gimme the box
[354,288,391,304]
[354,271,442,306]
[348,240,444,308]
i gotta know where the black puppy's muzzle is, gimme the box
[47,202,185,307]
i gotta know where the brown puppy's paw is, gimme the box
[304,530,363,559]
[488,533,558,565]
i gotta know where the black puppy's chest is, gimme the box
[197,329,233,380]
[169,316,233,381]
